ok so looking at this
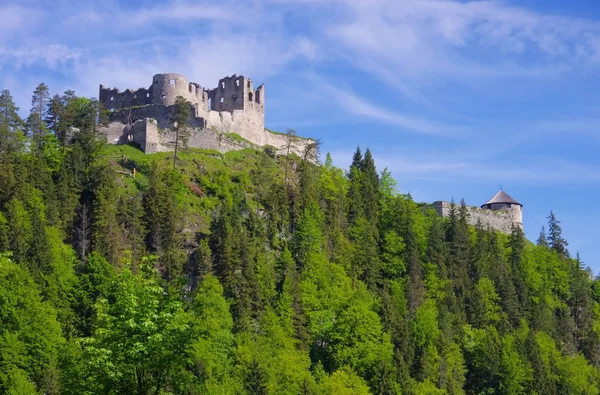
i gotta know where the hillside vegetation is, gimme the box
[1,86,600,394]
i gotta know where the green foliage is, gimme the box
[82,257,197,394]
[0,255,64,393]
[0,85,598,395]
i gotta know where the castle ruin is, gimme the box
[433,190,523,234]
[97,73,313,157]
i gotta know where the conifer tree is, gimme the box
[537,226,549,247]
[360,148,380,225]
[171,96,191,169]
[244,360,268,395]
[507,225,529,315]
[547,211,569,257]
[347,146,364,224]
[0,90,23,131]
[144,165,186,281]
[92,166,124,265]
[27,83,51,153]
[0,89,24,161]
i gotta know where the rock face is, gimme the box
[433,199,523,234]
[97,73,314,158]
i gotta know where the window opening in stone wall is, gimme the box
[161,94,167,99]
[236,80,239,87]
[170,79,176,86]
[189,84,193,93]
[110,96,114,101]
[247,81,250,88]
[256,90,261,104]
[220,97,224,103]
[208,97,212,110]
[220,82,225,89]
[232,94,237,100]
[248,92,253,102]
[133,94,137,99]
[146,93,150,98]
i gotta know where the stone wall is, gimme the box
[98,120,314,158]
[433,201,521,234]
[99,86,153,111]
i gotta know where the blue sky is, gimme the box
[1,0,600,271]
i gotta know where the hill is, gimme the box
[0,87,600,394]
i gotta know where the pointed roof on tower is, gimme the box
[482,190,522,207]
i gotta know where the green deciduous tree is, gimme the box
[83,257,197,394]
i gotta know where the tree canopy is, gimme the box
[0,83,599,394]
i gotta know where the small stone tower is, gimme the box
[481,189,523,229]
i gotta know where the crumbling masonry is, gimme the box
[97,73,313,156]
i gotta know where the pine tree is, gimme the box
[244,360,268,395]
[347,146,364,224]
[171,96,191,169]
[26,190,52,282]
[0,212,10,252]
[0,90,24,204]
[0,89,24,161]
[547,211,569,257]
[27,83,51,153]
[5,197,32,264]
[0,89,23,131]
[507,225,529,317]
[446,199,471,322]
[92,166,124,265]
[405,200,424,314]
[144,165,186,281]
[537,226,549,247]
[360,148,380,225]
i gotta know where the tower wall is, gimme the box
[150,73,208,108]
[510,205,523,228]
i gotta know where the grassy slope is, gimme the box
[97,144,290,235]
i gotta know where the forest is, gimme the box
[1,84,600,394]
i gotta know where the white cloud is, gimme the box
[0,44,81,69]
[0,5,43,43]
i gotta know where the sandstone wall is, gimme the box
[433,201,521,234]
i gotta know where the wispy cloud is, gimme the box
[0,45,81,69]
[313,76,471,137]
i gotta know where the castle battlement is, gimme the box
[99,73,264,118]
[97,72,312,159]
